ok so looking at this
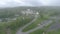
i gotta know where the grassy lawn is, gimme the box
[29,21,54,34]
[0,22,7,34]
[22,17,44,32]
[22,15,49,32]
[29,19,54,34]
[0,16,33,34]
[10,16,34,34]
[47,29,60,34]
[29,29,44,34]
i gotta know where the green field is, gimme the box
[47,29,60,34]
[22,14,49,32]
[0,16,34,34]
[30,29,44,34]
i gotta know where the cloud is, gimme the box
[40,0,60,6]
[0,0,60,7]
[49,0,60,6]
[0,0,43,7]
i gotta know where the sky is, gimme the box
[0,0,60,7]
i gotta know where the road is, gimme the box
[47,22,60,32]
[16,15,39,34]
[26,20,53,33]
[16,15,54,34]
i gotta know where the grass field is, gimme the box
[29,29,44,34]
[0,16,34,34]
[22,15,49,32]
[29,20,55,34]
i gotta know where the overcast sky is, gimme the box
[0,0,60,7]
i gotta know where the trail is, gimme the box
[16,15,38,34]
[16,15,54,34]
[26,20,53,33]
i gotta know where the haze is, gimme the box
[0,0,60,7]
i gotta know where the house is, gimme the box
[21,9,39,16]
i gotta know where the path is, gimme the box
[16,15,39,34]
[26,20,53,33]
[16,15,54,34]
